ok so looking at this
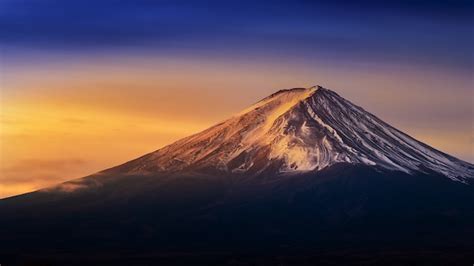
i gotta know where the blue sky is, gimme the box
[1,0,473,70]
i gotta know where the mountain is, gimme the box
[1,86,473,265]
[103,86,472,181]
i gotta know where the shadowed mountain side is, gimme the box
[1,165,473,262]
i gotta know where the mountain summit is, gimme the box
[1,85,473,265]
[106,85,472,183]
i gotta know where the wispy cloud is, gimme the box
[0,158,93,198]
[0,158,87,185]
[2,0,472,70]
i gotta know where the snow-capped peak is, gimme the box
[114,86,473,183]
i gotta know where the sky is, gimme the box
[1,0,473,198]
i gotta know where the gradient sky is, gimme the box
[1,0,473,198]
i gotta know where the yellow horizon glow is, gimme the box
[0,101,212,199]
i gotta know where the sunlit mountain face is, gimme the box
[1,86,473,265]
[98,86,473,182]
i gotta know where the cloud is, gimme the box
[61,118,87,124]
[46,181,89,193]
[0,158,87,185]
[1,0,472,69]
[3,158,86,171]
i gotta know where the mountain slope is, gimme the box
[101,86,472,183]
